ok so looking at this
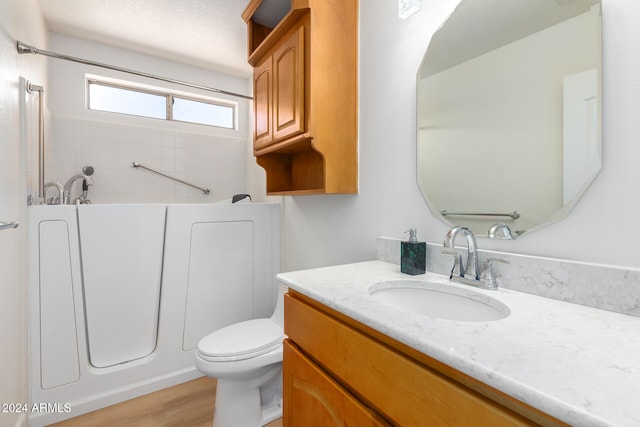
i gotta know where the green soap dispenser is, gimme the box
[401,228,426,275]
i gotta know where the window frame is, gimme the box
[86,77,238,130]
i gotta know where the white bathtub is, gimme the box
[27,203,280,426]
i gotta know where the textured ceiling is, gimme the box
[39,0,252,76]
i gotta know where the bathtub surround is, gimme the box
[48,116,247,203]
[28,203,280,426]
[45,33,254,204]
[378,236,640,318]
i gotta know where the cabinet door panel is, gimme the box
[254,56,272,149]
[285,293,539,426]
[283,340,390,427]
[273,26,305,142]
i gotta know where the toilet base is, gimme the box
[213,365,282,427]
[260,400,282,426]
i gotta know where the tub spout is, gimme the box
[44,182,64,205]
[63,174,93,204]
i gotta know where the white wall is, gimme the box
[0,1,47,426]
[276,0,640,273]
[46,33,253,204]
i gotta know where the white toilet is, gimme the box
[195,284,287,427]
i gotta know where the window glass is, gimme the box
[87,78,238,130]
[88,83,167,119]
[173,97,234,129]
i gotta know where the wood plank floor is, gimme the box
[49,377,283,427]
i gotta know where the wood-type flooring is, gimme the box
[49,377,283,427]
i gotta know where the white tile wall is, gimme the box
[43,32,253,206]
[47,116,248,204]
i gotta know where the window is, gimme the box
[87,79,236,129]
[89,83,167,119]
[172,97,234,128]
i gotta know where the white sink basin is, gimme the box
[369,280,510,322]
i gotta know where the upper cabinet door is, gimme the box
[254,56,273,149]
[273,26,305,143]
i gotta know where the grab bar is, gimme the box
[440,210,520,220]
[0,221,19,231]
[131,162,210,195]
[26,80,46,201]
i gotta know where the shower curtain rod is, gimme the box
[16,41,253,101]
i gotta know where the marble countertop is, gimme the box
[277,260,640,427]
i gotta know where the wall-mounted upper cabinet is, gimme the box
[242,0,358,195]
[253,26,305,150]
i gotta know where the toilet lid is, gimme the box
[198,318,284,361]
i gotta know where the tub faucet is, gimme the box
[44,182,64,205]
[63,174,93,204]
[442,226,480,281]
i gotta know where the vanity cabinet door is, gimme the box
[283,340,390,427]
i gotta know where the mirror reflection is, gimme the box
[417,0,602,238]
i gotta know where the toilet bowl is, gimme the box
[195,284,287,427]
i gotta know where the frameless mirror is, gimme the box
[417,0,602,238]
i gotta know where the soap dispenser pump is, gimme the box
[401,228,426,275]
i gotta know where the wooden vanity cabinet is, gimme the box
[242,0,358,195]
[284,290,568,427]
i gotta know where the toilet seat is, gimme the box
[198,318,284,362]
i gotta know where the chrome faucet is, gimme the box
[63,174,93,204]
[488,223,515,240]
[44,181,64,205]
[443,226,480,281]
[442,226,508,290]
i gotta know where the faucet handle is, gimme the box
[480,257,509,289]
[442,248,464,279]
